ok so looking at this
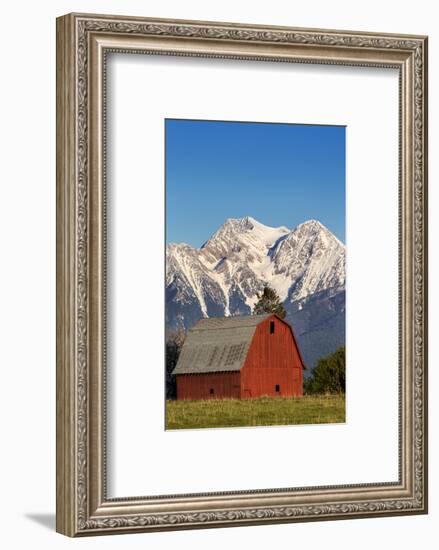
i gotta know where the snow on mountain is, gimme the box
[166,216,345,321]
[269,219,345,303]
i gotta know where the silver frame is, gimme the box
[56,13,428,536]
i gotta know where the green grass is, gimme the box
[165,394,345,430]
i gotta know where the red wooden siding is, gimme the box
[240,316,303,398]
[176,371,241,400]
[174,315,303,400]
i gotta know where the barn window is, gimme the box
[210,388,214,395]
[275,384,280,393]
[270,321,275,334]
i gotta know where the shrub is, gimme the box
[304,347,345,394]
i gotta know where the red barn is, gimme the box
[172,314,305,400]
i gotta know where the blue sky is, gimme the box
[166,119,345,246]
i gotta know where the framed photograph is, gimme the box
[56,13,428,536]
[165,119,346,429]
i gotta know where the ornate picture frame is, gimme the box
[56,13,428,536]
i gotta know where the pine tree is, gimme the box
[252,285,286,319]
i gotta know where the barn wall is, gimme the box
[241,316,303,398]
[176,371,241,400]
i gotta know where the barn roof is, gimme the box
[172,314,303,375]
[187,313,271,331]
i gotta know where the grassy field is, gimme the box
[165,394,345,430]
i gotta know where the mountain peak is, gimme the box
[297,218,324,228]
[202,216,290,256]
[293,219,330,234]
[291,219,344,246]
[220,216,289,236]
[222,216,256,231]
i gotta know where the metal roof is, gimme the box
[172,314,272,375]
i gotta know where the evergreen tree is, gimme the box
[304,346,345,395]
[252,285,286,319]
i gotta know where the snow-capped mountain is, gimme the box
[166,216,345,369]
